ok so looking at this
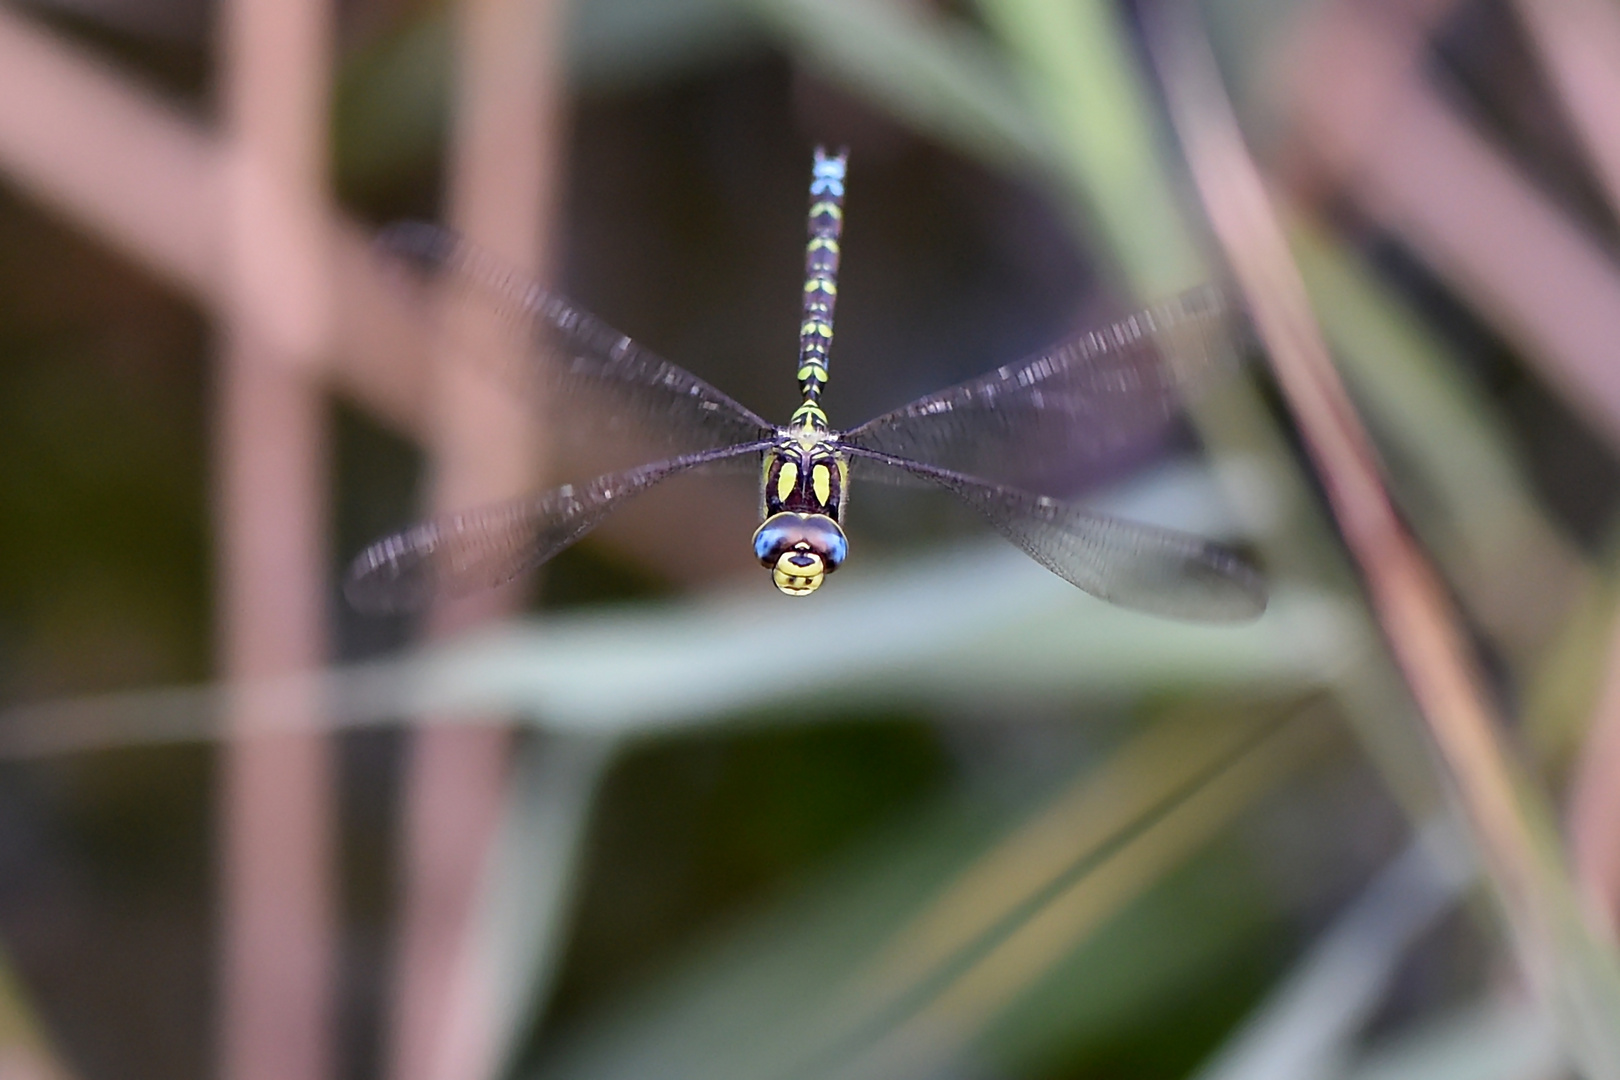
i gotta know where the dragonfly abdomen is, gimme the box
[793,147,847,430]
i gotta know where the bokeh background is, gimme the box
[1,0,1619,1079]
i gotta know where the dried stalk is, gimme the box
[1510,0,1620,946]
[0,5,756,585]
[1567,592,1620,938]
[388,3,563,1080]
[1513,0,1620,219]
[1146,5,1620,1074]
[1279,2,1620,454]
[216,0,337,1078]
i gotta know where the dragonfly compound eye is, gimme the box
[752,511,848,596]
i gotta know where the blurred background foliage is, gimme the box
[0,0,1618,1078]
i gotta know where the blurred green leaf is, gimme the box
[0,939,79,1079]
[524,703,1334,1080]
[570,0,756,90]
[335,0,759,192]
[1525,566,1620,766]
[1347,997,1559,1080]
[1291,218,1590,666]
[745,0,1207,292]
[977,0,1209,293]
[468,734,617,1080]
[740,0,1057,174]
[334,7,453,194]
[0,545,1353,757]
[1190,817,1473,1080]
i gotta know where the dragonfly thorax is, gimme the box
[761,435,848,519]
[756,434,850,596]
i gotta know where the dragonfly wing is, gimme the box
[378,222,774,457]
[844,447,1266,622]
[345,442,770,613]
[844,285,1240,491]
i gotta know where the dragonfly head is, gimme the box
[752,512,848,596]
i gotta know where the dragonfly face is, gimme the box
[753,429,850,596]
[752,510,848,595]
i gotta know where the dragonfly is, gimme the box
[345,148,1266,621]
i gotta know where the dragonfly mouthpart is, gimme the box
[773,549,824,596]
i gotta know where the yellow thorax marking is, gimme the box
[812,463,832,506]
[776,460,798,504]
[792,402,828,426]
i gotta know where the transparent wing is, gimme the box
[345,442,770,613]
[844,285,1241,491]
[843,446,1265,622]
[378,222,774,458]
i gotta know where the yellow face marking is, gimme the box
[812,463,832,507]
[772,551,825,596]
[776,460,798,504]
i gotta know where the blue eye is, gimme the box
[752,512,848,569]
[818,523,848,568]
[754,518,789,563]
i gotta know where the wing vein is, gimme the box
[345,442,772,613]
[841,445,1265,621]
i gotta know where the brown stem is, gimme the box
[387,3,564,1080]
[215,0,337,1077]
[1147,3,1620,1070]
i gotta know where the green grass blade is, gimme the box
[0,550,1351,756]
[1291,219,1590,665]
[976,0,1209,292]
[740,0,1057,175]
[1191,817,1472,1080]
[523,703,1337,1080]
[1348,998,1559,1080]
[463,734,617,1080]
